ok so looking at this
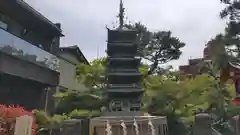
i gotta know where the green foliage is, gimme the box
[33,110,51,127]
[54,53,240,135]
[55,90,106,114]
[51,114,69,123]
[54,58,108,115]
[200,33,240,80]
[68,109,102,118]
[56,55,239,134]
[33,110,69,130]
[139,64,149,74]
[144,73,236,135]
[199,30,240,134]
[76,57,106,89]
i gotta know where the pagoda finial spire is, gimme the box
[118,0,125,28]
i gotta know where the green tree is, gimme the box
[76,57,106,90]
[125,23,185,75]
[55,58,107,115]
[198,33,240,134]
[199,33,239,80]
[55,90,104,115]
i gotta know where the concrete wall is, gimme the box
[59,56,86,91]
[0,51,59,85]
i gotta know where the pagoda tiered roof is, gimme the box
[107,29,138,43]
[106,88,144,93]
[108,69,139,72]
[229,61,240,70]
[107,72,142,76]
[107,57,141,62]
[107,84,142,89]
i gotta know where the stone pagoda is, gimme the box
[105,0,143,116]
[90,1,167,135]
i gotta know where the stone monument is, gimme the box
[90,1,168,135]
[14,115,33,135]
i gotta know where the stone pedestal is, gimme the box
[193,113,212,135]
[90,115,167,135]
[193,113,222,135]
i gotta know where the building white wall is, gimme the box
[59,53,87,91]
[60,52,80,65]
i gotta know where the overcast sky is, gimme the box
[25,0,226,68]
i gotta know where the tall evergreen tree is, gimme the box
[125,23,185,75]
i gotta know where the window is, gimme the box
[0,13,7,30]
[76,66,80,76]
[0,21,7,30]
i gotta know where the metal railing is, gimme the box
[0,28,59,71]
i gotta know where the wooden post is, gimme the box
[44,87,49,112]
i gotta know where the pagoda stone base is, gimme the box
[90,113,168,135]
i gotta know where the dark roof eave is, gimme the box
[107,89,144,93]
[229,62,240,70]
[107,27,137,32]
[108,57,141,61]
[17,0,64,36]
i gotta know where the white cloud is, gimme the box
[25,0,226,67]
